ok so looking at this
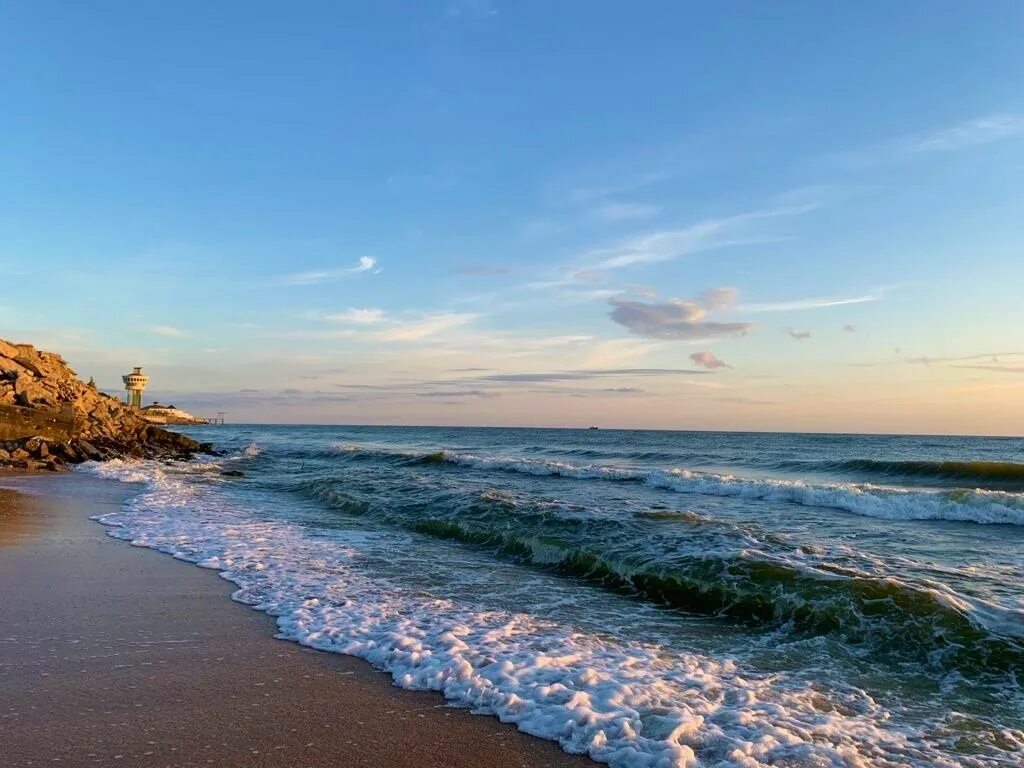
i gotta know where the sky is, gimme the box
[1,1,1023,434]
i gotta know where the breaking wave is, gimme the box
[778,458,1024,486]
[430,452,1024,525]
[297,477,1024,673]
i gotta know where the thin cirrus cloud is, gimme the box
[738,293,879,312]
[325,308,386,324]
[478,368,710,383]
[278,256,378,286]
[149,325,187,338]
[608,288,754,341]
[588,201,662,223]
[785,328,812,340]
[454,264,511,277]
[415,389,500,399]
[695,287,739,310]
[907,352,1024,374]
[831,113,1024,169]
[372,312,477,342]
[554,171,668,208]
[907,351,1024,365]
[909,114,1024,153]
[581,203,816,271]
[954,364,1024,374]
[444,0,498,19]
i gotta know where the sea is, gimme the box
[83,425,1024,767]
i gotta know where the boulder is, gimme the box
[13,355,44,377]
[70,439,102,461]
[24,437,49,458]
[0,357,29,378]
[0,339,20,359]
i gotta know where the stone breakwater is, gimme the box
[0,337,211,471]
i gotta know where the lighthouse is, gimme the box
[122,366,149,410]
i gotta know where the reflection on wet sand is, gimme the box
[0,488,51,546]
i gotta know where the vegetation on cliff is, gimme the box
[0,338,211,471]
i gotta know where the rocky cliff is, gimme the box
[0,338,211,471]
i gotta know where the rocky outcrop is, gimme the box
[0,338,213,471]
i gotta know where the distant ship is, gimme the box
[589,426,599,430]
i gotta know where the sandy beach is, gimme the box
[0,473,593,768]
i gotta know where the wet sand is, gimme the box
[0,474,594,768]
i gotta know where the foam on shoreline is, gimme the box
[82,458,1022,767]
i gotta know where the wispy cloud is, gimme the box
[953,364,1024,374]
[907,351,1024,366]
[690,351,730,369]
[454,264,511,277]
[325,308,385,325]
[785,328,812,340]
[608,291,754,341]
[445,0,498,18]
[415,389,500,398]
[695,287,739,310]
[906,352,1024,374]
[832,113,1024,168]
[715,396,777,406]
[588,201,661,223]
[279,256,378,286]
[581,204,816,271]
[478,368,708,383]
[149,325,187,338]
[555,171,667,208]
[843,324,857,333]
[909,114,1024,153]
[577,338,663,368]
[739,293,879,313]
[276,329,359,340]
[373,312,477,342]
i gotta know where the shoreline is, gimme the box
[0,473,593,768]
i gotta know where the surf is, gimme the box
[426,451,1024,525]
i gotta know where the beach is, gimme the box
[0,473,592,768]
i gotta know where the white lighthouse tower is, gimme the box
[122,366,149,410]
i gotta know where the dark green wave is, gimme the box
[409,517,1023,674]
[298,476,1023,676]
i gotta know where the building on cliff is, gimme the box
[119,366,215,425]
[122,366,149,409]
[139,402,208,425]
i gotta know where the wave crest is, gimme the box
[433,452,1024,525]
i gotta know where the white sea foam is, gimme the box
[329,442,362,453]
[80,458,1022,768]
[440,452,1024,525]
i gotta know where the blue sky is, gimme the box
[2,1,1023,433]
